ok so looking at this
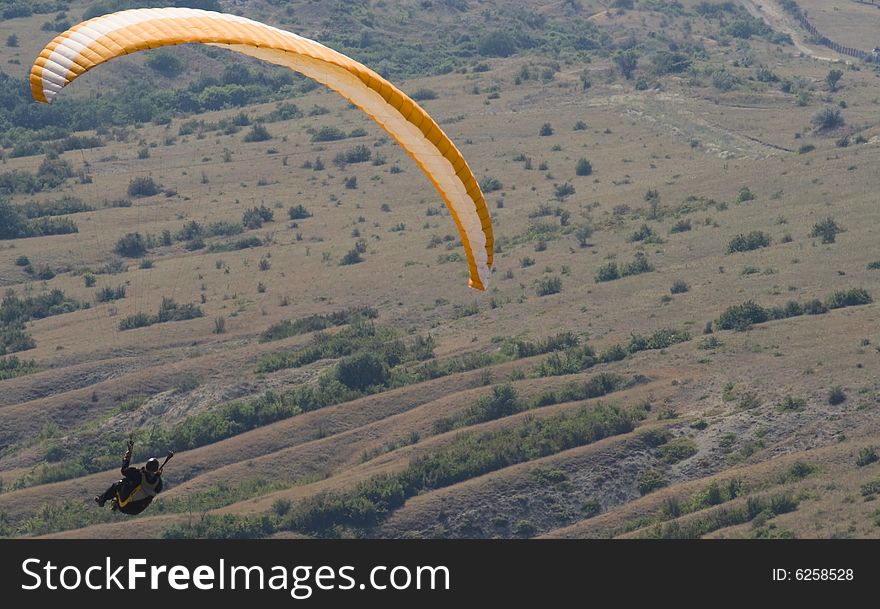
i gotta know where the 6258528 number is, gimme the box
[796,569,853,581]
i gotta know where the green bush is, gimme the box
[657,437,698,464]
[620,252,653,277]
[310,126,347,142]
[727,231,770,253]
[536,276,562,296]
[127,176,160,197]
[119,297,203,331]
[0,355,38,380]
[575,158,593,176]
[857,447,878,467]
[595,262,620,283]
[145,50,184,78]
[243,124,272,142]
[334,352,390,391]
[826,288,871,310]
[114,232,148,257]
[96,285,126,302]
[260,307,378,342]
[288,204,312,220]
[340,249,363,265]
[716,301,768,331]
[410,88,438,101]
[827,386,846,406]
[670,280,689,294]
[810,217,841,244]
[637,470,667,495]
[811,106,844,131]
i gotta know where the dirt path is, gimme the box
[739,0,841,62]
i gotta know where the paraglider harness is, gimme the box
[101,438,173,515]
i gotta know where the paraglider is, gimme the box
[94,437,174,515]
[30,7,494,290]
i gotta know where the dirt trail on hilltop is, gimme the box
[740,0,839,62]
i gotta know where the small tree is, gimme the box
[826,69,843,92]
[575,225,593,248]
[539,123,554,136]
[811,106,844,132]
[575,158,593,176]
[6,34,19,47]
[614,50,639,80]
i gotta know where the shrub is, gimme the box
[334,145,371,166]
[536,276,562,296]
[554,182,575,201]
[595,262,620,283]
[260,307,378,342]
[146,51,184,77]
[310,126,347,142]
[575,225,593,247]
[620,252,653,277]
[539,123,554,136]
[340,249,363,265]
[288,205,312,220]
[480,176,502,192]
[670,280,689,294]
[119,298,204,331]
[811,106,844,131]
[0,355,38,380]
[410,88,438,101]
[826,288,871,309]
[827,386,846,406]
[335,352,389,390]
[114,233,148,258]
[857,447,878,467]
[478,30,517,57]
[670,219,691,233]
[243,124,272,142]
[629,224,656,243]
[242,205,273,229]
[637,470,667,495]
[778,461,817,483]
[614,50,638,80]
[127,176,160,197]
[96,285,126,302]
[727,231,770,253]
[575,158,593,176]
[736,187,755,203]
[717,301,768,331]
[810,217,841,244]
[657,438,698,464]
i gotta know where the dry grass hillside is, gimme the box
[0,0,879,540]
